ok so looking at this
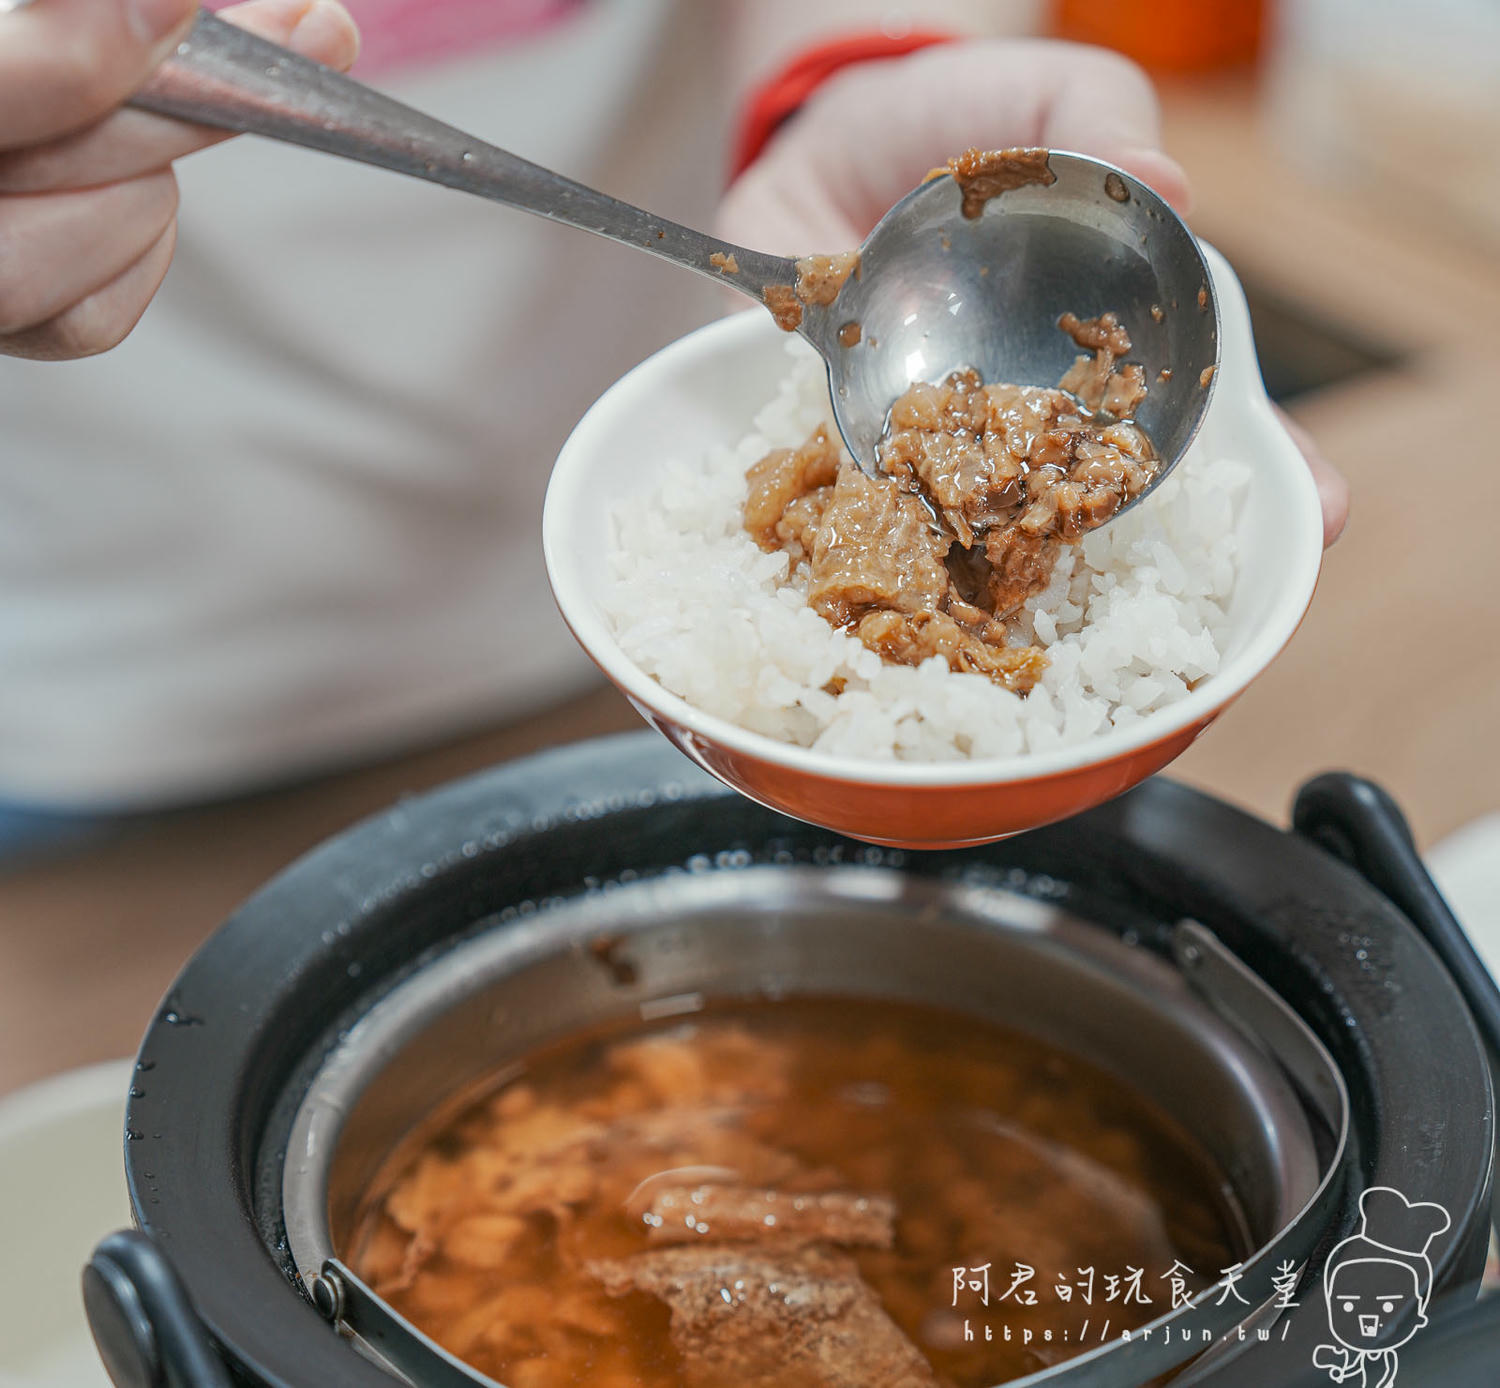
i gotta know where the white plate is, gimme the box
[0,1061,132,1388]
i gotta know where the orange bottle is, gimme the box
[1052,0,1266,72]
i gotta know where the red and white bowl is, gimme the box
[544,245,1322,848]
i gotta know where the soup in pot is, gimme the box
[347,996,1244,1387]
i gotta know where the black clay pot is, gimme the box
[85,734,1499,1388]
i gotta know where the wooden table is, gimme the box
[1159,79,1500,841]
[2,82,1496,1098]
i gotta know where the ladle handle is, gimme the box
[130,11,797,302]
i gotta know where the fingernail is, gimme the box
[126,0,194,44]
[290,0,361,65]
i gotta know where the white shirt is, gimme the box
[0,0,726,807]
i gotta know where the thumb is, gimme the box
[1018,41,1194,212]
[1107,147,1192,215]
[0,0,199,150]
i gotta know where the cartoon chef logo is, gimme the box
[1311,1186,1451,1388]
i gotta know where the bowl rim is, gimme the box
[544,244,1324,789]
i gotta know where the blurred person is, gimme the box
[0,0,1347,858]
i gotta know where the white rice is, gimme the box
[603,340,1249,763]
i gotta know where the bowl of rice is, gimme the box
[544,243,1322,847]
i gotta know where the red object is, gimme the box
[205,0,586,78]
[730,30,957,178]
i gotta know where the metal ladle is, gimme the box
[134,11,1220,505]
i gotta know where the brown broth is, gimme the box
[346,997,1244,1388]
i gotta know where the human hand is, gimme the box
[0,0,358,361]
[1278,406,1349,546]
[1313,1343,1340,1369]
[717,39,1348,547]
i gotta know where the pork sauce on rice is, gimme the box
[603,338,1246,764]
